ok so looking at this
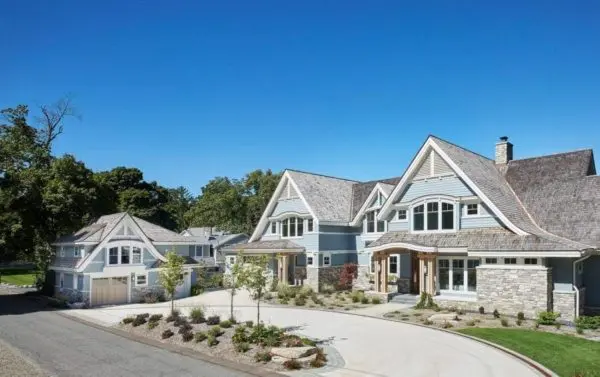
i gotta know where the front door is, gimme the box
[411,253,420,294]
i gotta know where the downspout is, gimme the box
[573,253,591,319]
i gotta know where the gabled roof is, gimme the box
[286,170,358,223]
[180,229,248,246]
[349,177,401,220]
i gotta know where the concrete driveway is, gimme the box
[66,290,543,377]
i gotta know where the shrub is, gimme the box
[575,315,600,330]
[228,316,237,324]
[517,312,525,321]
[534,322,540,329]
[414,292,437,310]
[245,320,254,328]
[295,297,306,306]
[264,292,273,300]
[161,329,174,339]
[209,272,224,288]
[206,315,220,325]
[181,331,194,342]
[207,334,219,347]
[516,319,522,326]
[441,321,453,329]
[310,349,327,368]
[249,324,283,347]
[277,282,294,299]
[371,297,382,305]
[189,307,205,324]
[148,321,158,330]
[361,296,369,304]
[149,314,163,322]
[166,310,180,322]
[279,297,289,305]
[500,318,509,327]
[122,316,135,325]
[338,263,358,290]
[320,283,335,295]
[493,309,500,319]
[269,277,278,292]
[555,322,562,329]
[234,342,251,353]
[178,323,193,334]
[537,311,560,325]
[350,291,363,303]
[424,319,433,325]
[142,292,162,303]
[174,317,188,327]
[457,309,465,315]
[132,315,147,327]
[465,320,476,327]
[299,286,314,297]
[576,326,584,335]
[219,320,232,328]
[301,337,317,347]
[283,359,302,370]
[282,335,303,347]
[190,283,204,296]
[254,351,272,363]
[208,325,224,337]
[478,306,485,315]
[194,331,207,342]
[139,313,150,319]
[232,326,248,344]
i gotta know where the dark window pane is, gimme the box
[439,259,450,290]
[442,203,454,230]
[397,210,407,220]
[121,246,130,264]
[413,205,425,230]
[209,245,214,257]
[290,218,296,237]
[109,247,118,265]
[297,219,303,236]
[427,202,439,230]
[389,256,398,274]
[366,212,375,233]
[307,219,313,232]
[377,220,385,232]
[282,219,288,237]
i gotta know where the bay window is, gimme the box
[281,217,304,238]
[437,257,480,294]
[412,199,456,232]
[121,246,130,264]
[107,244,145,265]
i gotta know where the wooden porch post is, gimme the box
[281,255,288,284]
[426,257,435,295]
[418,257,425,293]
[374,254,381,292]
[381,254,388,293]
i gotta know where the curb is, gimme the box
[58,312,286,377]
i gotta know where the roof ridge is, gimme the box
[286,168,359,182]
[509,148,592,163]
[429,135,493,162]
[356,176,402,185]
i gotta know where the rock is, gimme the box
[270,346,316,359]
[428,313,459,322]
[68,302,86,309]
[271,356,286,365]
[296,353,318,367]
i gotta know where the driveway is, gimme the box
[67,290,544,377]
[0,291,264,377]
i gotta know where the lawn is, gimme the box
[458,328,600,377]
[0,269,37,286]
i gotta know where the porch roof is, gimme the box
[222,239,304,254]
[367,228,583,252]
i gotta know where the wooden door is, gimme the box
[410,254,420,294]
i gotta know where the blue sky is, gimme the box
[2,1,600,194]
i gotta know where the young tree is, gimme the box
[238,254,270,325]
[158,251,185,314]
[223,252,244,322]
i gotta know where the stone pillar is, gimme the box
[382,255,388,294]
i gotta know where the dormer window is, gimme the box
[376,191,384,206]
[282,217,304,238]
[465,203,479,216]
[307,219,314,232]
[412,199,456,232]
[397,209,407,221]
[366,210,385,233]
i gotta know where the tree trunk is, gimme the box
[256,289,261,325]
[230,288,234,321]
[171,294,174,314]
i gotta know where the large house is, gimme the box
[50,213,206,306]
[226,136,600,321]
[180,227,248,269]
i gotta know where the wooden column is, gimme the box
[419,257,425,293]
[381,255,388,293]
[426,258,435,295]
[281,255,288,284]
[374,254,381,292]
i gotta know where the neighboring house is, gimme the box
[180,227,248,269]
[225,135,600,321]
[50,212,204,307]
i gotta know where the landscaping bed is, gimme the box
[263,283,382,311]
[458,328,600,377]
[117,309,328,372]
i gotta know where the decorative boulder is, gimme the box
[270,346,317,359]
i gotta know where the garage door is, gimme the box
[91,277,128,306]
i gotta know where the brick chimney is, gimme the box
[495,136,513,164]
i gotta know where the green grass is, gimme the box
[458,328,600,377]
[0,269,37,286]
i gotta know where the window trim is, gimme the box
[281,216,305,239]
[411,198,457,233]
[322,253,331,267]
[388,255,399,275]
[504,258,517,265]
[437,257,480,294]
[135,273,148,287]
[270,221,277,235]
[306,254,314,267]
[306,219,314,233]
[106,243,145,266]
[365,209,386,234]
[524,258,538,265]
[465,203,480,217]
[73,247,80,258]
[396,209,408,222]
[485,258,497,264]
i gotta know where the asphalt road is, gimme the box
[0,291,257,377]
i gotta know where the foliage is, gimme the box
[122,316,135,325]
[245,320,254,328]
[158,251,185,313]
[282,335,303,347]
[194,331,207,342]
[248,324,284,347]
[465,320,476,327]
[423,319,433,325]
[371,297,382,305]
[161,329,174,339]
[174,316,188,327]
[189,307,205,324]
[178,323,193,334]
[224,252,244,321]
[219,320,232,328]
[294,297,306,306]
[132,315,147,327]
[537,311,560,325]
[350,290,364,303]
[208,326,224,337]
[575,316,600,330]
[517,312,525,321]
[310,348,328,368]
[254,351,272,363]
[147,321,158,330]
[516,319,522,326]
[232,326,248,344]
[237,254,271,325]
[576,327,584,335]
[320,283,335,295]
[207,334,219,347]
[338,263,358,290]
[361,296,370,304]
[493,309,500,319]
[234,342,251,353]
[441,321,453,329]
[142,291,163,304]
[414,292,437,310]
[149,314,163,322]
[458,328,600,377]
[500,318,509,327]
[478,306,485,314]
[302,337,317,347]
[181,331,194,342]
[277,282,295,299]
[206,315,220,325]
[283,359,302,370]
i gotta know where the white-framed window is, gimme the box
[437,257,480,293]
[132,247,142,264]
[307,219,314,232]
[227,256,236,266]
[524,258,538,265]
[74,247,80,258]
[504,258,517,265]
[389,255,398,274]
[412,199,456,232]
[270,222,277,234]
[121,246,130,264]
[366,210,386,233]
[108,247,119,265]
[60,247,65,258]
[376,191,385,206]
[307,255,314,266]
[107,244,144,265]
[485,258,497,264]
[135,274,148,287]
[281,217,304,238]
[59,273,64,288]
[465,203,479,216]
[397,209,407,221]
[323,253,331,267]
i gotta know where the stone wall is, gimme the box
[131,285,165,304]
[306,267,319,291]
[397,278,410,294]
[294,266,307,285]
[353,265,372,291]
[476,267,552,318]
[553,291,576,322]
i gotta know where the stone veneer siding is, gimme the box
[318,266,344,290]
[553,291,577,322]
[397,278,410,294]
[353,266,372,291]
[306,267,319,291]
[131,285,165,303]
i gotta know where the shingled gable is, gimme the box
[349,181,398,226]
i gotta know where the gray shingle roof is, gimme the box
[349,177,401,220]
[55,224,105,243]
[505,150,600,247]
[287,170,358,223]
[368,229,581,251]
[131,216,197,243]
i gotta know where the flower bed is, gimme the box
[263,284,380,311]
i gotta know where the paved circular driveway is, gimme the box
[68,291,543,377]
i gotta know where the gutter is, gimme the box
[573,253,591,318]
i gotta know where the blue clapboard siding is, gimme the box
[397,176,474,203]
[357,252,370,266]
[271,198,309,216]
[63,273,74,289]
[400,253,411,278]
[388,221,409,231]
[318,253,355,266]
[291,234,319,251]
[583,256,600,307]
[143,249,156,268]
[319,234,356,251]
[549,258,575,291]
[155,245,189,256]
[460,203,503,229]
